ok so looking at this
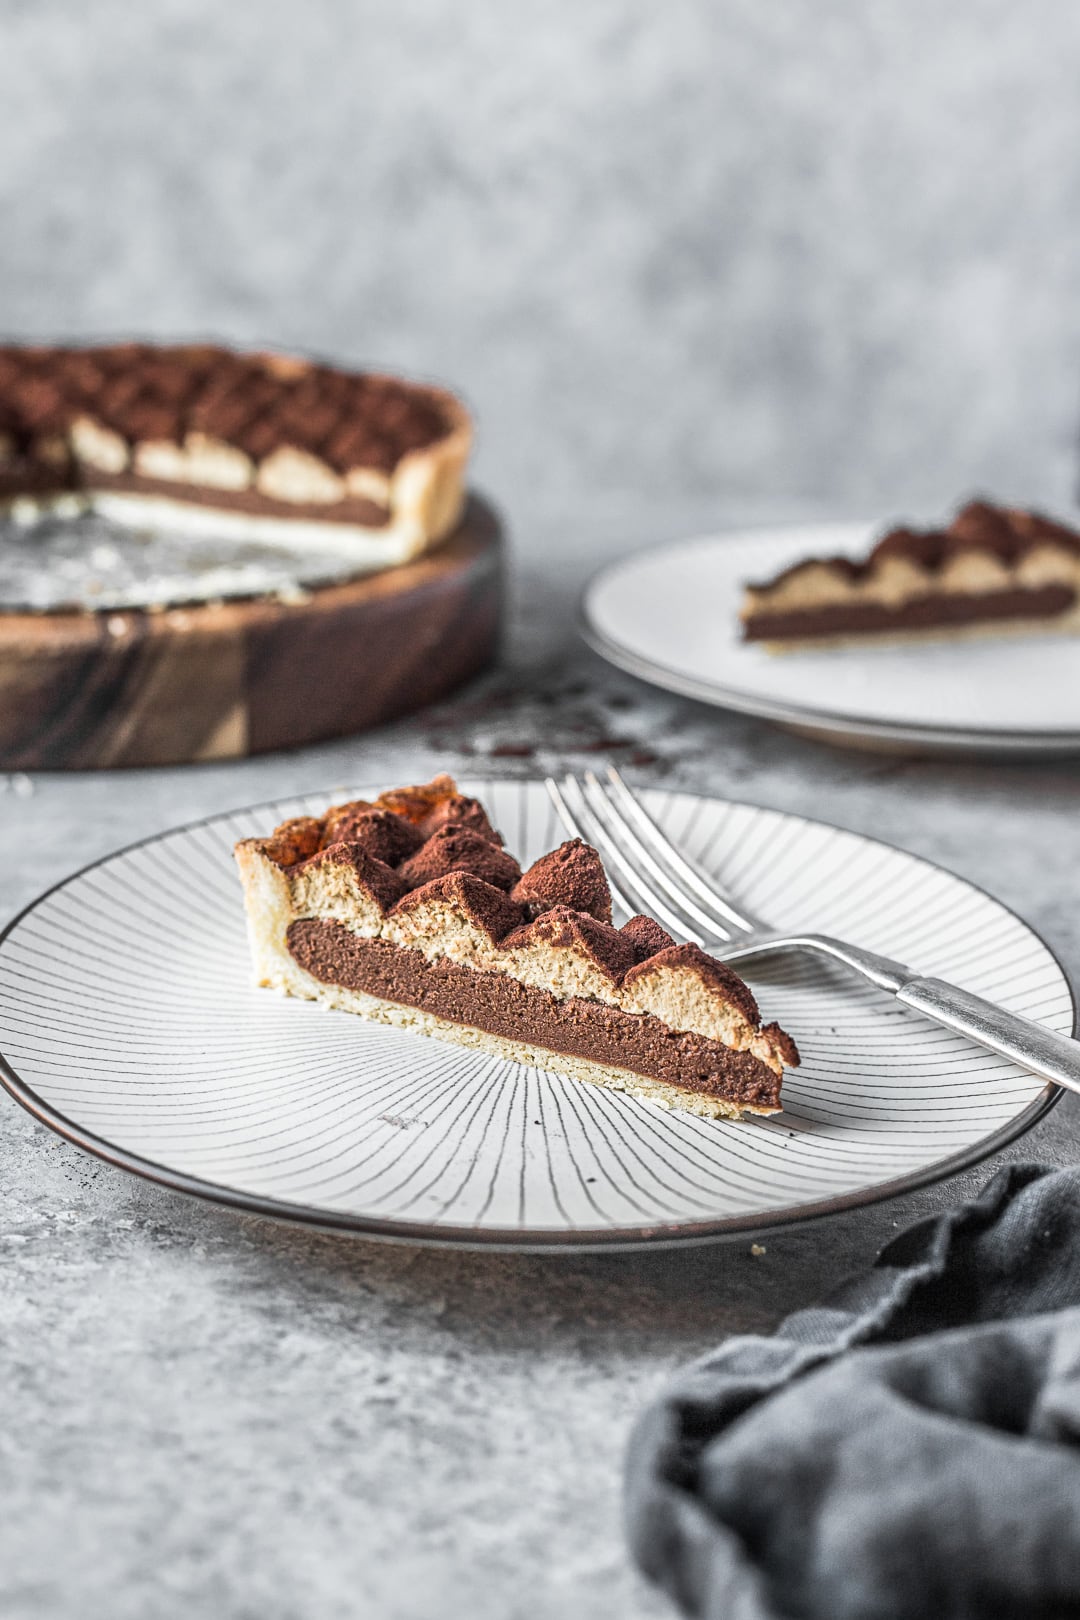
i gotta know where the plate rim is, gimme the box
[0,780,1071,1251]
[580,533,1080,755]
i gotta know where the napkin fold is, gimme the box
[626,1163,1080,1620]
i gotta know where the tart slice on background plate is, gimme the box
[740,499,1080,650]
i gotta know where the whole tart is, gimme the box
[0,346,495,769]
[235,776,799,1121]
[741,500,1080,649]
[0,341,471,566]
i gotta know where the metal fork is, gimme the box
[546,766,1080,1097]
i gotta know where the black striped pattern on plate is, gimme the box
[0,782,1070,1249]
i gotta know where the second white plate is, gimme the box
[582,523,1080,754]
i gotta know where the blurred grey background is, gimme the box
[2,0,1080,576]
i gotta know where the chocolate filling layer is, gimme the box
[286,920,782,1109]
[79,471,392,529]
[742,584,1077,643]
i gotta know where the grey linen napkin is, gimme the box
[626,1163,1080,1620]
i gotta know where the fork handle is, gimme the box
[896,976,1080,1097]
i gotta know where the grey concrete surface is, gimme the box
[2,4,1080,1615]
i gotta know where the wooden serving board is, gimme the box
[0,495,503,769]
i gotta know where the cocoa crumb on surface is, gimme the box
[578,736,635,753]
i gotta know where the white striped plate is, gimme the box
[0,782,1071,1249]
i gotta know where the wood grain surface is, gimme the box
[0,495,503,769]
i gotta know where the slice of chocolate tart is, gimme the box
[235,776,798,1120]
[740,500,1080,649]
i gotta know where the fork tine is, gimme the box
[603,766,760,936]
[549,776,707,941]
[579,770,745,941]
[566,776,713,941]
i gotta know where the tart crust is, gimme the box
[235,776,799,1119]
